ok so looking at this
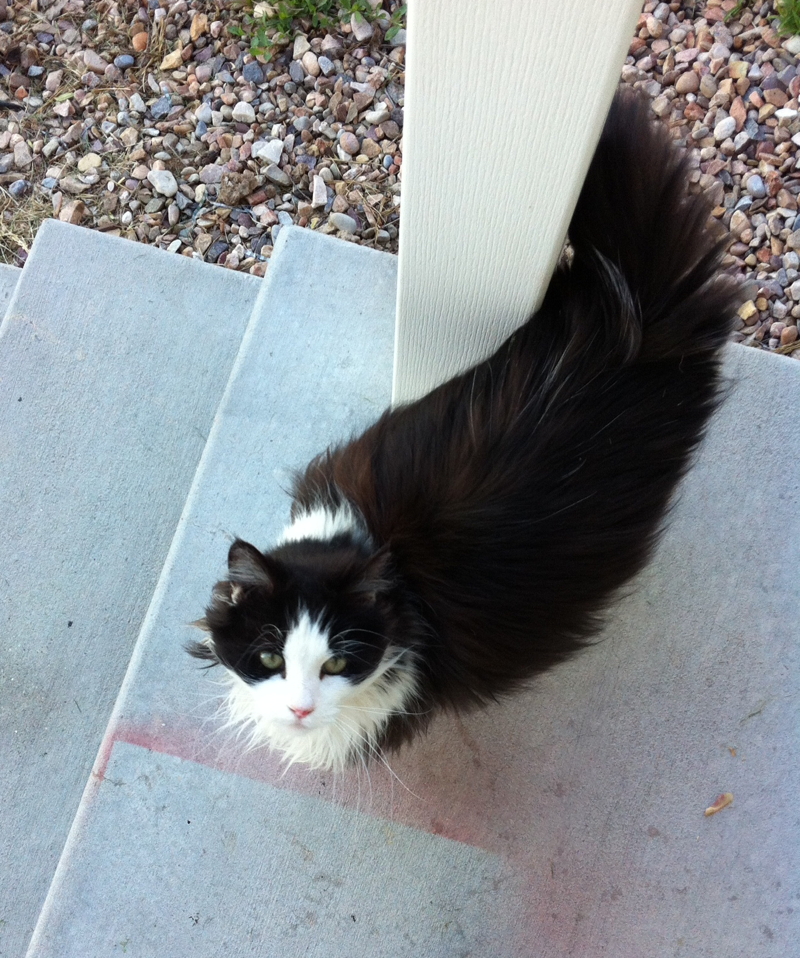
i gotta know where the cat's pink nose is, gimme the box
[289,706,314,719]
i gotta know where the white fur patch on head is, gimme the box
[277,503,362,545]
[218,608,417,771]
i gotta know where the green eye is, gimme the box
[321,655,347,676]
[259,651,284,671]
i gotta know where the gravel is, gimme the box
[0,0,799,359]
[624,0,800,357]
[0,0,404,277]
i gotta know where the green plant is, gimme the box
[724,0,752,23]
[229,0,405,58]
[774,0,800,35]
[384,3,406,42]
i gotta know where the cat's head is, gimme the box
[190,534,417,771]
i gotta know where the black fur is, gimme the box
[192,92,739,761]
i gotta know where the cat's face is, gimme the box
[191,536,416,770]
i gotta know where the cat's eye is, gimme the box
[321,655,347,676]
[259,651,284,671]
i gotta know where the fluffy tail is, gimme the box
[551,90,738,363]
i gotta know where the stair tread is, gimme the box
[0,221,259,958]
[0,262,20,314]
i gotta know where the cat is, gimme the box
[190,91,739,772]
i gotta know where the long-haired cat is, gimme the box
[190,92,738,772]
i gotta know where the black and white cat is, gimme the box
[190,92,738,772]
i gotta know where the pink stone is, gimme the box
[676,70,699,95]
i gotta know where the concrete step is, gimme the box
[0,262,21,312]
[0,220,259,958]
[26,226,799,956]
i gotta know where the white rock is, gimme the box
[252,139,284,165]
[329,211,357,233]
[729,209,749,237]
[714,116,737,142]
[651,95,671,118]
[13,140,33,169]
[351,12,373,42]
[364,106,391,125]
[293,35,311,58]
[129,92,146,113]
[783,35,800,56]
[311,174,327,208]
[195,102,213,124]
[231,101,256,124]
[77,152,102,173]
[147,169,178,197]
[301,51,320,78]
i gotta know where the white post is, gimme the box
[393,0,643,404]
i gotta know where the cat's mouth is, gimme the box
[285,712,324,732]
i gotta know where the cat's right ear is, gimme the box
[227,539,283,590]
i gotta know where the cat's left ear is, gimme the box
[350,547,394,604]
[228,539,284,590]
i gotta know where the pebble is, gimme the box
[8,179,30,198]
[58,200,86,224]
[232,101,256,124]
[339,132,360,155]
[675,70,700,96]
[293,35,311,58]
[699,74,717,98]
[264,164,292,188]
[329,211,358,233]
[252,139,284,164]
[160,47,183,71]
[147,169,178,197]
[241,62,264,85]
[714,117,737,142]
[150,95,172,119]
[351,12,373,42]
[746,174,767,198]
[13,140,33,168]
[739,300,758,321]
[83,50,108,74]
[302,51,320,78]
[730,209,749,237]
[311,174,327,208]
[365,106,391,125]
[77,152,102,173]
[651,95,671,117]
[199,163,223,185]
[785,35,800,56]
[114,55,135,70]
